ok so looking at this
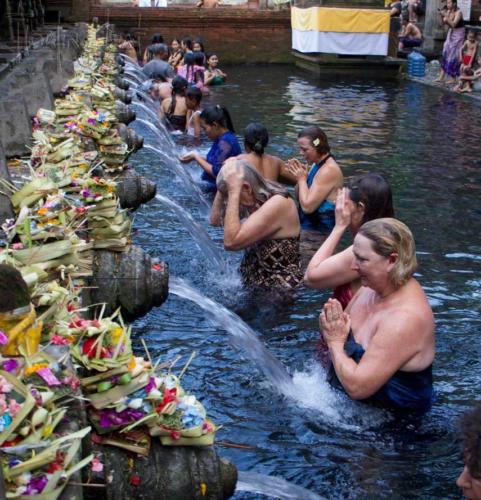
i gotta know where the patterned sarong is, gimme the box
[441,26,465,77]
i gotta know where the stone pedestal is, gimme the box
[423,0,447,53]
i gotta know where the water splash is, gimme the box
[145,145,209,209]
[155,195,226,272]
[236,471,324,500]
[170,277,294,393]
[132,103,162,127]
[169,279,385,429]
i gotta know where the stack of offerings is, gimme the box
[0,357,92,499]
[68,311,217,447]
[79,176,131,251]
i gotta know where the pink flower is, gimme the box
[0,395,7,414]
[0,376,13,393]
[91,457,104,473]
[8,399,21,417]
[51,335,70,346]
[11,243,24,250]
[0,331,7,345]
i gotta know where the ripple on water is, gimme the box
[129,66,480,498]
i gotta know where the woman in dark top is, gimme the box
[180,105,241,191]
[320,218,435,412]
[160,76,188,132]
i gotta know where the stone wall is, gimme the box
[0,25,87,157]
[90,6,293,63]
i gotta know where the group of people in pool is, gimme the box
[175,103,435,416]
[118,33,227,134]
[123,34,481,499]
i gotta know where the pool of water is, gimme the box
[129,66,481,499]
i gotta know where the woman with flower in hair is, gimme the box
[287,126,343,234]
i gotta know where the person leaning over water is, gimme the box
[320,218,435,412]
[457,405,481,499]
[287,126,343,234]
[305,174,394,309]
[233,123,296,184]
[179,105,241,191]
[210,160,303,289]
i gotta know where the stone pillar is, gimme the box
[423,0,447,52]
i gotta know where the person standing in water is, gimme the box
[185,86,203,139]
[205,53,227,86]
[234,123,296,183]
[210,161,303,290]
[179,105,241,191]
[287,126,343,234]
[160,76,188,132]
[320,218,435,413]
[305,173,394,309]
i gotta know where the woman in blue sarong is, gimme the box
[286,126,343,234]
[180,105,241,192]
[320,218,435,413]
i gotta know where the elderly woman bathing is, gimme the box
[210,160,303,290]
[320,218,435,412]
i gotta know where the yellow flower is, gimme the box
[110,326,123,345]
[42,425,53,438]
[24,363,49,377]
[72,172,78,180]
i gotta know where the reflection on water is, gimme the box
[130,66,481,498]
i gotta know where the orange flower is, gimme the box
[37,207,49,216]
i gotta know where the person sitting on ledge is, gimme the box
[398,15,423,50]
[454,54,481,92]
[210,160,303,290]
[320,218,435,413]
[457,405,481,499]
[197,0,219,8]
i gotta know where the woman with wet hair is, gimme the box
[305,173,394,308]
[210,160,303,289]
[320,218,435,412]
[287,125,343,234]
[234,123,296,183]
[180,105,241,191]
[160,76,188,132]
